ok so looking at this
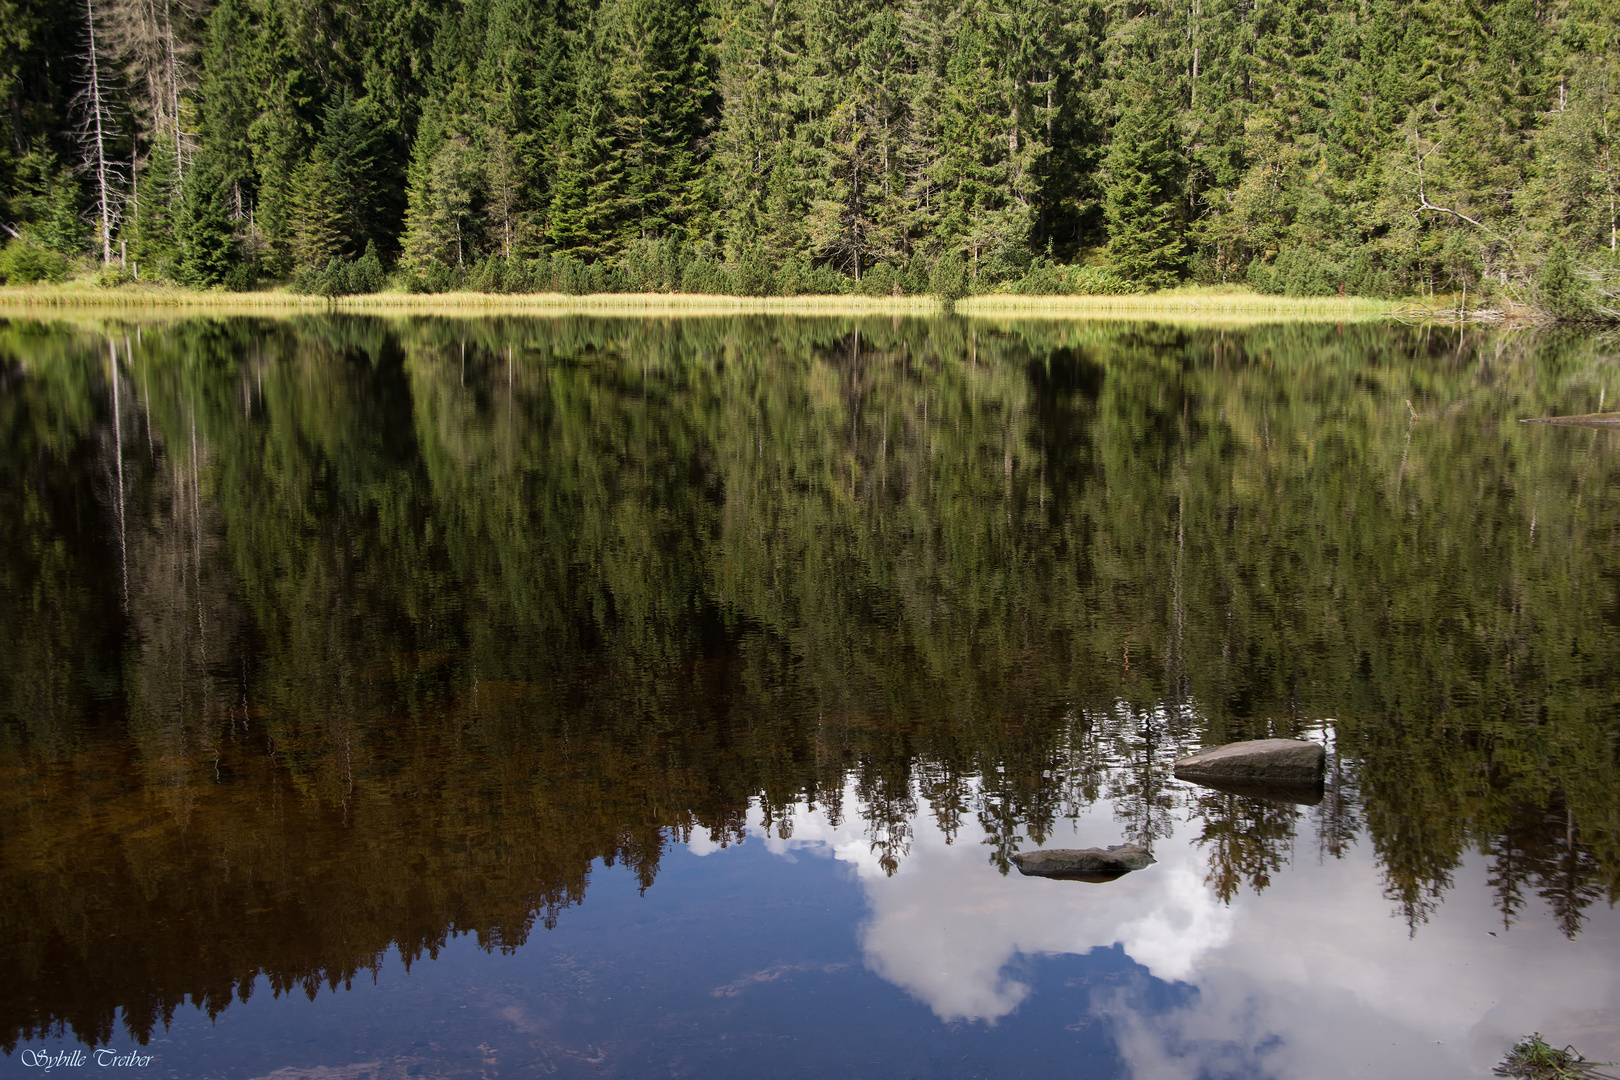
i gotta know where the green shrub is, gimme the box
[1008,262,1135,296]
[680,256,728,294]
[1064,266,1136,295]
[0,239,70,285]
[929,253,969,301]
[902,251,932,295]
[1246,247,1391,298]
[858,261,899,297]
[223,263,257,292]
[316,258,351,296]
[1533,244,1596,322]
[732,246,776,296]
[621,237,689,292]
[349,242,386,294]
[469,256,507,294]
[95,263,134,288]
[803,261,851,295]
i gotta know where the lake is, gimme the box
[3,314,1618,1080]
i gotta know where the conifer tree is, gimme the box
[603,0,714,245]
[246,0,317,273]
[177,152,233,284]
[9,151,87,254]
[289,147,343,271]
[198,0,259,219]
[711,0,801,253]
[320,92,390,256]
[1103,89,1185,288]
[133,134,182,275]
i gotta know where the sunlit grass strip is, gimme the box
[0,285,938,318]
[4,283,1418,324]
[0,283,330,311]
[331,291,939,316]
[956,291,1396,322]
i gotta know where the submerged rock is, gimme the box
[1183,776,1325,806]
[1521,412,1620,428]
[1173,738,1325,786]
[1011,844,1156,881]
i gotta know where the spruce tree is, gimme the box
[602,0,715,245]
[289,147,343,271]
[320,92,389,257]
[133,136,183,277]
[1103,89,1185,288]
[177,154,235,286]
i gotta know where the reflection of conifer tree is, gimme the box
[918,760,972,844]
[1105,703,1177,852]
[1193,792,1300,904]
[1312,748,1361,862]
[1490,794,1606,940]
[1538,802,1604,941]
[857,761,916,877]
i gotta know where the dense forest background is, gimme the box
[1,0,1619,300]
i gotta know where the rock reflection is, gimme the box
[1,315,1618,1053]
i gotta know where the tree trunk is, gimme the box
[85,0,116,264]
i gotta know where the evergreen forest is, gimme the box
[1,0,1619,303]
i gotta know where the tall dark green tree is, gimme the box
[1103,89,1185,288]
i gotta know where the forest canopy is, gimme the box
[0,0,1617,301]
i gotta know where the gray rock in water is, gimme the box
[1011,844,1156,881]
[1173,738,1325,785]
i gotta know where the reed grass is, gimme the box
[0,283,330,312]
[332,290,939,317]
[0,284,936,318]
[4,281,1415,325]
[956,289,1395,323]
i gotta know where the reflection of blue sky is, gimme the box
[14,788,1619,1079]
[699,787,1620,1080]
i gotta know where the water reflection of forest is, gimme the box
[3,315,1617,1050]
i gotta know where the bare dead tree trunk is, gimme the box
[85,0,116,264]
[163,0,183,184]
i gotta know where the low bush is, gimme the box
[95,263,135,288]
[1533,244,1597,321]
[0,238,71,285]
[858,261,901,297]
[1009,261,1136,296]
[929,253,970,301]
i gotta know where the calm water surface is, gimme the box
[3,315,1619,1079]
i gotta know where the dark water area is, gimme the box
[3,314,1619,1079]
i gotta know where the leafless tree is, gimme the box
[76,0,126,264]
[103,0,198,181]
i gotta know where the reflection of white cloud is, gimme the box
[694,786,1620,1079]
[693,784,1232,1022]
[684,825,725,857]
[1140,847,1620,1080]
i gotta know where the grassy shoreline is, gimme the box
[0,281,1427,322]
